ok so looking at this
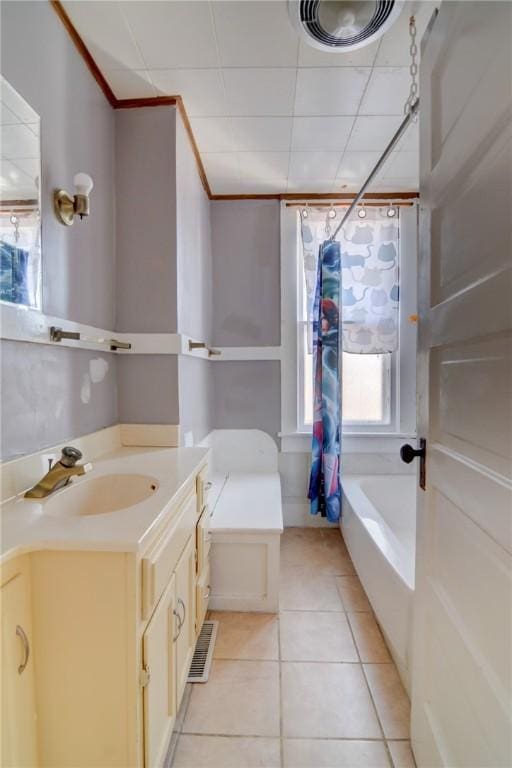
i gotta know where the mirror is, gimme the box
[0,76,41,308]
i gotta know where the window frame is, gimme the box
[280,201,418,452]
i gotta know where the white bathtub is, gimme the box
[341,474,416,691]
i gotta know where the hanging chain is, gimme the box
[404,16,418,116]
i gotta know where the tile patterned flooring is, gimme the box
[170,528,415,768]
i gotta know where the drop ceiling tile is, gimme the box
[0,104,21,127]
[375,3,435,66]
[201,152,241,181]
[289,151,342,179]
[151,69,227,116]
[121,1,219,69]
[105,70,156,99]
[62,1,145,71]
[213,1,299,67]
[371,179,419,192]
[0,81,37,124]
[380,151,419,178]
[216,178,287,195]
[336,151,382,181]
[287,178,337,193]
[346,115,402,151]
[359,68,411,115]
[0,158,37,198]
[396,119,419,152]
[294,68,371,116]
[224,69,297,117]
[291,116,354,151]
[298,39,379,68]
[231,118,293,152]
[11,157,40,178]
[190,118,234,153]
[238,151,290,180]
[1,124,39,159]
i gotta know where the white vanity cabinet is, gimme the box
[0,557,38,768]
[174,536,196,703]
[0,458,210,768]
[142,573,176,768]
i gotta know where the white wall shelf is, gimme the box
[0,303,281,361]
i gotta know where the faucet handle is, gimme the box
[60,446,83,467]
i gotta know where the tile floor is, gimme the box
[170,528,415,768]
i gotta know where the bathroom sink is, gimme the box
[42,473,159,517]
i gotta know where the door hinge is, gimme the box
[140,665,151,687]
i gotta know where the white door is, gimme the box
[412,3,512,767]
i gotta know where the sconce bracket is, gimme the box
[54,189,75,226]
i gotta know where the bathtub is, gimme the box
[341,474,416,691]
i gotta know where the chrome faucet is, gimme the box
[24,446,93,499]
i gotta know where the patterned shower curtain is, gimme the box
[307,240,342,523]
[303,208,399,522]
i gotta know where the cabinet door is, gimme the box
[174,536,196,705]
[1,571,38,767]
[196,506,211,579]
[142,574,176,768]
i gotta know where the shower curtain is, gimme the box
[303,209,399,522]
[307,239,342,523]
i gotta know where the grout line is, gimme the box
[342,569,395,768]
[181,531,407,765]
[177,731,392,742]
[277,606,284,767]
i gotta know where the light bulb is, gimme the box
[73,172,94,196]
[357,207,366,219]
[387,205,397,218]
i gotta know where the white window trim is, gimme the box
[280,200,418,453]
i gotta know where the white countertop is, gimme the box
[210,472,283,533]
[0,446,209,565]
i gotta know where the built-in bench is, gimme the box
[200,430,283,612]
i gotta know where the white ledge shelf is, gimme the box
[0,303,282,361]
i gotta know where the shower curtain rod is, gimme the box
[330,98,420,242]
[285,201,415,208]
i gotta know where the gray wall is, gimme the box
[1,1,115,328]
[211,200,280,346]
[175,112,213,443]
[212,361,281,442]
[0,1,118,460]
[176,114,212,342]
[210,200,281,443]
[117,356,180,425]
[0,342,117,461]
[179,357,213,445]
[115,107,178,333]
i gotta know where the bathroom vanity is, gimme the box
[0,441,210,768]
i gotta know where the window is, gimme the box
[280,201,417,448]
[297,242,392,431]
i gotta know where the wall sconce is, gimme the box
[54,172,94,226]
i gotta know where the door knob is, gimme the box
[400,438,426,490]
